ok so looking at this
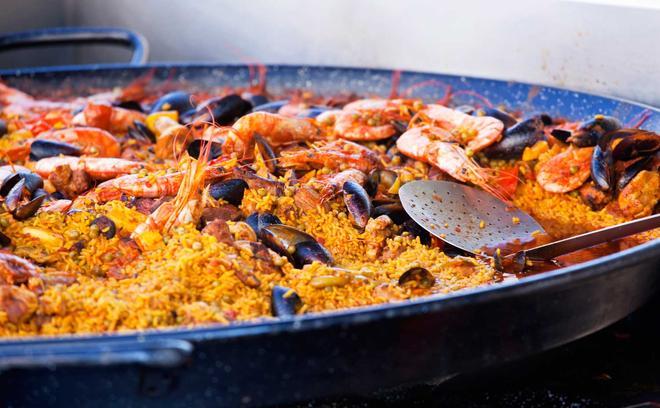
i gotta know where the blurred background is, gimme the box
[0,0,659,105]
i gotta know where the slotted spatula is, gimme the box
[399,180,660,267]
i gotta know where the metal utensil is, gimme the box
[399,180,660,261]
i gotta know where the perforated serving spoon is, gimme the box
[399,180,660,270]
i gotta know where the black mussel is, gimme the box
[90,215,116,239]
[242,93,269,107]
[365,169,398,197]
[591,129,636,191]
[611,131,660,161]
[343,181,372,229]
[0,229,10,246]
[402,219,431,245]
[188,94,252,126]
[12,194,45,220]
[115,100,143,112]
[251,100,288,113]
[373,203,408,225]
[260,224,333,268]
[480,107,517,129]
[254,134,278,174]
[128,120,156,143]
[32,188,48,199]
[4,178,26,212]
[246,212,282,238]
[568,115,622,147]
[550,128,572,143]
[30,139,81,161]
[483,116,545,159]
[0,119,7,137]
[209,179,248,206]
[150,91,195,115]
[616,155,654,192]
[398,267,434,289]
[1,171,43,197]
[271,285,302,317]
[186,139,223,160]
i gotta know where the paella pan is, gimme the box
[0,29,658,406]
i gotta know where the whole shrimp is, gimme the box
[72,102,146,134]
[412,104,504,153]
[35,157,148,181]
[278,139,382,173]
[397,126,508,201]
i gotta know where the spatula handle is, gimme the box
[522,213,660,261]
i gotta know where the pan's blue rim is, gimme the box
[0,62,657,345]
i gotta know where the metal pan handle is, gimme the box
[0,27,148,66]
[0,338,192,371]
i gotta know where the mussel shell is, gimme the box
[251,100,288,113]
[398,267,434,289]
[209,179,248,206]
[186,139,223,160]
[365,169,398,197]
[1,171,43,197]
[90,215,116,239]
[4,178,25,212]
[115,100,144,112]
[550,128,572,143]
[188,94,252,126]
[12,194,45,220]
[480,107,517,129]
[591,129,636,191]
[0,229,10,246]
[254,134,278,174]
[343,181,372,229]
[0,119,7,137]
[292,241,333,268]
[246,212,282,238]
[482,116,545,159]
[611,131,660,161]
[616,155,654,191]
[568,115,622,147]
[260,224,333,268]
[30,139,82,161]
[128,121,156,143]
[150,91,195,115]
[270,285,302,317]
[373,203,408,225]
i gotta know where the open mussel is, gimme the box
[186,94,252,126]
[260,224,333,268]
[271,285,302,317]
[186,139,224,160]
[611,130,660,161]
[209,179,248,206]
[150,91,195,115]
[343,181,372,228]
[591,128,644,192]
[29,139,82,161]
[4,178,25,212]
[480,107,517,129]
[373,203,408,225]
[365,169,398,197]
[90,215,116,239]
[402,219,431,245]
[483,116,546,159]
[254,134,278,174]
[568,115,622,147]
[1,171,44,197]
[127,120,156,143]
[12,194,46,221]
[246,212,282,239]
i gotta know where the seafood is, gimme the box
[536,147,594,193]
[36,127,121,157]
[279,139,381,173]
[73,102,147,133]
[413,104,504,153]
[35,156,147,180]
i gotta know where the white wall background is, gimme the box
[2,0,660,106]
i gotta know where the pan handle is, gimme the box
[0,337,192,371]
[0,27,148,66]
